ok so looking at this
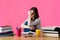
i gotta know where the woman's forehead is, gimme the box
[30,10,34,12]
[28,10,34,14]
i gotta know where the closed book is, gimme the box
[21,32,35,35]
[41,27,60,37]
[0,25,12,30]
[41,27,55,30]
[0,31,13,35]
[43,31,58,34]
[43,30,59,37]
[0,29,12,33]
[0,28,12,30]
[1,28,12,31]
[0,33,14,36]
[43,33,59,37]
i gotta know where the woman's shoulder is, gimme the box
[35,18,40,21]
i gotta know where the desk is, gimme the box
[0,36,60,40]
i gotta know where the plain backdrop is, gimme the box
[0,0,60,33]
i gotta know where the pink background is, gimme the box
[0,0,60,33]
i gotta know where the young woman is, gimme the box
[21,7,41,32]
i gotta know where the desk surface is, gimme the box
[0,36,60,40]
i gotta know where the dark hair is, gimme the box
[30,7,39,20]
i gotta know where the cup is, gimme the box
[36,29,41,36]
[16,27,21,37]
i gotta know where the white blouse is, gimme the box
[21,18,41,29]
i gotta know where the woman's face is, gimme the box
[29,10,35,18]
[31,12,35,18]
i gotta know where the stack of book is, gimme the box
[0,25,14,36]
[41,27,60,37]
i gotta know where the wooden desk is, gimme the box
[0,36,60,40]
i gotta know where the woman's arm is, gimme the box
[21,19,29,28]
[28,18,40,26]
[21,19,35,30]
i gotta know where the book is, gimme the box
[0,25,14,36]
[21,31,36,35]
[43,33,59,37]
[41,27,60,37]
[1,28,12,31]
[41,26,60,30]
[0,29,12,33]
[41,27,55,30]
[0,33,14,36]
[43,31,58,34]
[0,31,13,35]
[0,25,12,30]
[0,25,12,33]
[42,30,59,37]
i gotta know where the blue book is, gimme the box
[0,33,14,36]
[0,31,13,35]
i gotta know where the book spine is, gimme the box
[0,33,14,36]
[0,31,13,35]
[0,27,12,30]
[2,28,12,31]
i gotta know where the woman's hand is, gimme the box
[29,26,35,30]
